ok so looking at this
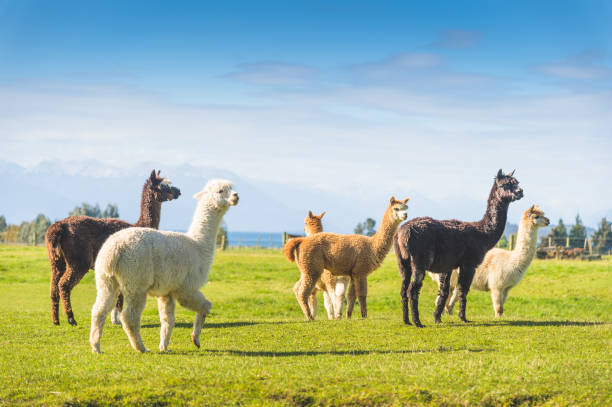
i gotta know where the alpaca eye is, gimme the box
[218,189,224,194]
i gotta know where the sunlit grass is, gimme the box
[0,245,610,406]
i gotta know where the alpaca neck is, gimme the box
[135,183,161,228]
[479,184,510,247]
[371,207,400,264]
[186,200,227,247]
[305,224,323,236]
[511,220,539,271]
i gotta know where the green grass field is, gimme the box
[0,245,610,406]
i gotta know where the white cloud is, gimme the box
[224,62,318,86]
[429,29,481,49]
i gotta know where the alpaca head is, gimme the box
[494,169,523,202]
[389,197,410,222]
[524,205,550,228]
[148,170,181,202]
[304,210,325,235]
[193,179,239,210]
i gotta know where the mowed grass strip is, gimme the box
[0,245,610,406]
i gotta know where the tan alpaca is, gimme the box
[430,205,549,317]
[291,211,351,319]
[285,197,409,320]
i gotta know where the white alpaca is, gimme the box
[90,179,239,353]
[429,205,549,317]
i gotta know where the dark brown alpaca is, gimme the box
[46,170,181,326]
[393,169,523,327]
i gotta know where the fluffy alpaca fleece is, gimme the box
[291,211,351,319]
[285,197,409,320]
[45,170,180,326]
[90,179,238,353]
[394,169,523,327]
[429,205,549,317]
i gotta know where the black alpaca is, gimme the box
[393,169,523,327]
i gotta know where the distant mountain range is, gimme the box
[0,160,606,234]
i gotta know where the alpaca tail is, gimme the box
[45,223,66,267]
[283,237,304,263]
[94,238,122,279]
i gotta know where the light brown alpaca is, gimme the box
[285,197,409,320]
[291,211,351,319]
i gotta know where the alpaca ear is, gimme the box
[401,197,410,204]
[157,170,161,177]
[390,196,396,204]
[529,204,535,213]
[496,169,504,180]
[308,210,313,218]
[193,190,205,200]
[318,211,326,219]
[150,170,157,180]
[508,169,515,177]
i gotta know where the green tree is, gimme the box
[29,214,51,245]
[18,221,31,243]
[548,218,567,246]
[497,234,509,249]
[354,218,376,236]
[0,215,6,233]
[592,218,611,254]
[101,203,120,218]
[69,203,102,218]
[568,214,586,248]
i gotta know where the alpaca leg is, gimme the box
[295,270,319,320]
[111,293,124,326]
[408,265,425,328]
[119,292,149,353]
[323,289,334,320]
[49,256,65,325]
[457,266,475,323]
[333,278,348,319]
[491,289,504,317]
[89,276,120,353]
[58,263,88,326]
[158,295,176,352]
[396,254,412,325]
[446,285,459,315]
[176,290,212,348]
[346,278,357,319]
[433,272,451,324]
[309,289,319,319]
[353,275,368,318]
[500,288,511,316]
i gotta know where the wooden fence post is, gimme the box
[566,237,570,248]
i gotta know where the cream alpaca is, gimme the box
[429,205,549,317]
[285,197,409,320]
[292,211,351,319]
[90,180,239,353]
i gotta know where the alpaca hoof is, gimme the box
[434,318,442,324]
[414,322,424,328]
[460,318,470,324]
[52,320,60,326]
[68,317,77,326]
[191,333,200,348]
[91,345,101,354]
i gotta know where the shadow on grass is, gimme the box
[469,320,605,327]
[141,320,296,329]
[161,346,494,357]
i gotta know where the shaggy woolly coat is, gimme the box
[394,170,523,327]
[90,179,238,353]
[45,170,180,326]
[285,197,408,320]
[432,205,549,316]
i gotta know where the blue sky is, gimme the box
[1,0,611,226]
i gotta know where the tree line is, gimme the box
[0,203,119,245]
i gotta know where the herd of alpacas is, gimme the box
[43,168,548,353]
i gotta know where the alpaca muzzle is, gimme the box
[230,193,239,205]
[171,187,181,199]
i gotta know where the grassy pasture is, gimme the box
[0,245,610,406]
